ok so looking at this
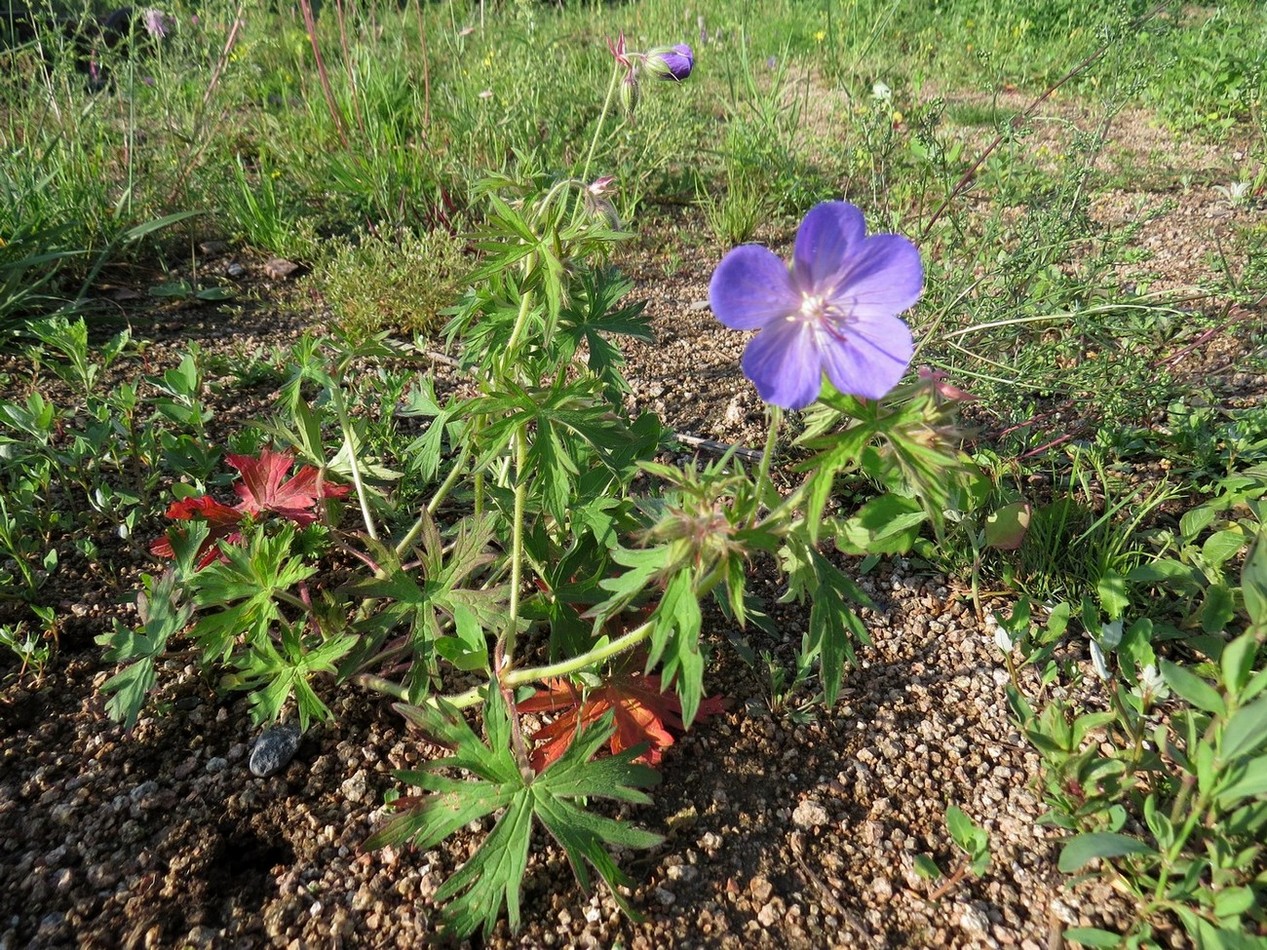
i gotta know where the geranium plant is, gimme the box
[99,33,976,939]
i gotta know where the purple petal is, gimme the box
[819,313,913,400]
[740,319,824,410]
[792,201,866,292]
[830,234,923,321]
[648,44,694,81]
[709,245,799,331]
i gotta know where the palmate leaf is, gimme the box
[348,515,504,682]
[151,448,349,568]
[471,375,636,526]
[555,267,654,400]
[518,669,727,771]
[239,619,356,729]
[367,686,662,940]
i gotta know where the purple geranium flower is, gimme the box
[708,201,921,410]
[646,44,693,81]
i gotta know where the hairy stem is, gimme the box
[391,440,473,559]
[757,406,782,489]
[500,430,530,666]
[574,63,622,219]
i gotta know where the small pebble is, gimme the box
[340,771,370,804]
[666,864,698,882]
[757,900,781,927]
[249,723,302,778]
[792,799,829,828]
[959,905,989,933]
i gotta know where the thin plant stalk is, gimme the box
[164,3,246,205]
[411,0,432,130]
[500,430,529,667]
[328,387,379,541]
[298,0,351,149]
[332,0,366,137]
[575,63,622,208]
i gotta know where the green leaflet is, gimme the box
[367,686,662,940]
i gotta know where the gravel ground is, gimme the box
[1,100,1263,948]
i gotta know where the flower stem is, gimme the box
[374,615,661,712]
[501,429,530,665]
[352,672,409,701]
[328,385,379,541]
[757,406,782,488]
[392,440,472,559]
[503,279,536,362]
[575,63,621,216]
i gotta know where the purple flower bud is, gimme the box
[584,177,621,229]
[646,44,693,81]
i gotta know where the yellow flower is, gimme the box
[814,30,826,43]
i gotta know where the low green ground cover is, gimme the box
[2,0,1265,944]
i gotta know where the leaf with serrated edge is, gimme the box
[368,693,660,940]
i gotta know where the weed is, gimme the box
[313,228,469,341]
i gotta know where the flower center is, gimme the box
[796,293,849,339]
[799,293,825,319]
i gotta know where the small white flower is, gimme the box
[1089,639,1111,681]
[871,81,892,102]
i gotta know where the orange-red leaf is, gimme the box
[227,447,349,524]
[151,448,347,568]
[518,671,726,773]
[149,496,243,567]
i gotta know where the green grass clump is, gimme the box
[314,228,469,341]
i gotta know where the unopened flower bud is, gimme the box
[917,365,976,403]
[645,44,694,81]
[619,71,640,117]
[584,177,621,229]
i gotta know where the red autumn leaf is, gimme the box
[150,448,348,567]
[227,447,349,524]
[149,496,243,568]
[518,671,727,773]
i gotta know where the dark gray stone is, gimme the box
[249,723,302,778]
